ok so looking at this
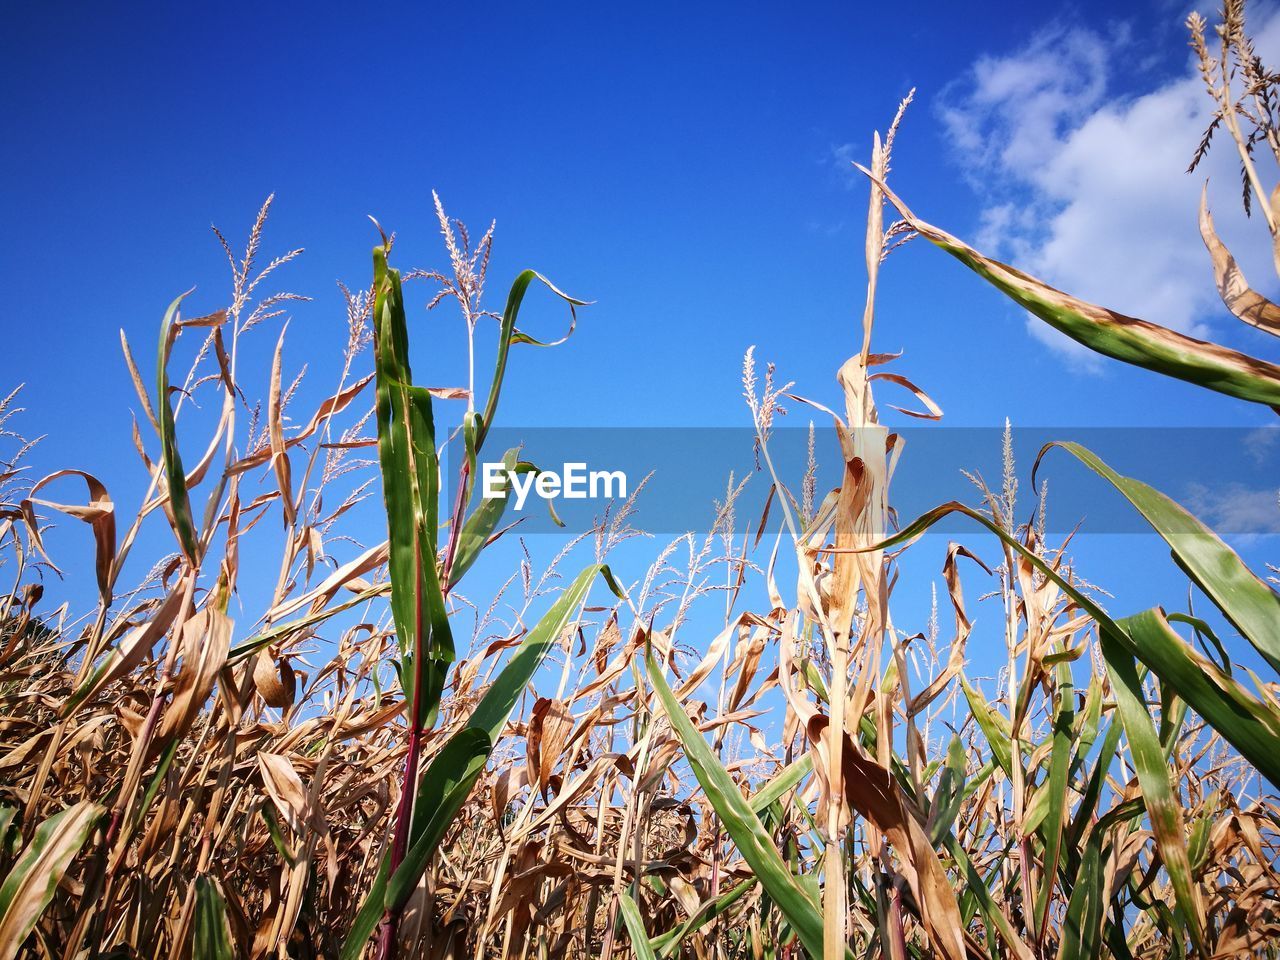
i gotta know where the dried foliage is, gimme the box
[2,5,1280,960]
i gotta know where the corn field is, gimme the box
[2,4,1280,959]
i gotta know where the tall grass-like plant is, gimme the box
[343,232,620,958]
[863,8,1280,761]
[2,8,1280,959]
[846,2,1280,953]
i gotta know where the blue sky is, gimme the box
[3,1,1278,680]
[4,1,1267,435]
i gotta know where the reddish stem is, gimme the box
[375,543,429,960]
[376,461,470,960]
[888,881,908,960]
[440,462,470,591]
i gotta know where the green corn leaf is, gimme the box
[943,834,1036,960]
[477,270,586,453]
[959,760,996,803]
[874,501,1280,787]
[1022,784,1051,837]
[0,808,15,860]
[1148,900,1187,959]
[386,729,491,910]
[1034,658,1076,935]
[448,447,528,588]
[399,654,449,732]
[650,879,755,959]
[801,660,829,704]
[619,890,658,960]
[1055,826,1105,960]
[227,582,389,664]
[647,653,827,960]
[867,175,1280,408]
[1058,800,1146,960]
[462,410,481,500]
[343,564,615,956]
[928,735,968,846]
[1187,808,1214,875]
[405,563,608,903]
[123,738,181,845]
[156,293,198,561]
[1104,908,1142,960]
[1072,680,1104,769]
[748,755,814,815]
[192,876,234,960]
[339,855,389,960]
[259,805,295,866]
[1159,683,1190,762]
[961,675,1012,776]
[1067,716,1124,853]
[373,247,448,660]
[372,246,452,731]
[868,500,1234,951]
[1099,628,1205,954]
[399,562,611,905]
[1040,442,1280,674]
[461,564,617,744]
[0,801,103,960]
[1168,613,1233,677]
[1117,608,1280,787]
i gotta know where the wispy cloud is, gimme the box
[1244,426,1280,466]
[830,142,863,186]
[1183,481,1280,535]
[936,13,1280,366]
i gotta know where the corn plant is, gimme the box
[338,233,621,959]
[1,7,1280,959]
[835,1,1280,954]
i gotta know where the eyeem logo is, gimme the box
[482,462,627,511]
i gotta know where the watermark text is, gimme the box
[482,462,627,510]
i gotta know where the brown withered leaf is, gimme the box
[253,651,296,710]
[65,575,193,714]
[867,371,943,420]
[268,325,296,528]
[157,607,232,743]
[808,714,968,960]
[267,540,389,623]
[1200,184,1280,337]
[257,752,311,834]
[859,165,1280,407]
[673,612,764,700]
[23,470,117,603]
[119,329,159,432]
[492,765,528,829]
[177,308,230,328]
[228,374,373,476]
[526,698,573,798]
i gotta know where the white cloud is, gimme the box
[1244,425,1280,465]
[939,26,1116,177]
[939,13,1280,366]
[1183,481,1280,534]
